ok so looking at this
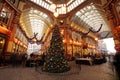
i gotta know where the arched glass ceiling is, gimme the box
[20,8,52,40]
[30,0,86,14]
[71,3,110,33]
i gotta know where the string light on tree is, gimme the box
[41,25,70,73]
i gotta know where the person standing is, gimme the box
[114,45,120,79]
[22,53,28,67]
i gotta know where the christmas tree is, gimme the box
[42,25,70,73]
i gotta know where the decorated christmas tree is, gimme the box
[42,25,70,73]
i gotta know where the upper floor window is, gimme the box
[0,8,11,24]
[10,0,15,4]
[116,2,120,22]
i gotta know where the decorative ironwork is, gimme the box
[90,24,103,33]
[69,24,102,36]
[82,30,91,35]
[100,32,110,39]
[28,33,45,44]
[83,24,103,35]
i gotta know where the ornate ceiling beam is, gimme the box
[25,0,54,21]
[5,0,21,14]
[68,0,94,20]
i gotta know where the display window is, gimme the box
[0,8,11,24]
[0,35,7,55]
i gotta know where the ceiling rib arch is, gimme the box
[20,8,52,40]
[71,3,111,38]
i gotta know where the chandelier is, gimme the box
[50,4,67,17]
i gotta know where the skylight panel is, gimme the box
[76,0,79,5]
[31,0,86,14]
[68,5,72,12]
[33,9,38,14]
[46,3,49,9]
[57,4,61,7]
[44,2,47,8]
[87,15,93,19]
[42,2,45,8]
[67,0,74,6]
[39,0,42,5]
[34,0,36,2]
[80,9,85,13]
[87,6,91,9]
[70,4,73,10]
[85,12,90,16]
[74,4,108,32]
[81,15,85,19]
[76,11,81,16]
[83,7,87,11]
[72,1,76,7]
[20,8,52,40]
[46,0,53,4]
[67,7,70,12]
[43,14,47,18]
[36,0,39,4]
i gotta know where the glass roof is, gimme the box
[30,0,86,14]
[20,8,51,40]
[71,3,110,33]
[20,0,112,41]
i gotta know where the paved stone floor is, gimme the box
[0,62,116,80]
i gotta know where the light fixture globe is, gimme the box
[61,6,66,11]
[54,12,59,17]
[50,4,56,9]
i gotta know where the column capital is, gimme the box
[12,13,20,24]
[112,26,120,49]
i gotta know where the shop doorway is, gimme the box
[0,37,6,55]
[0,34,7,56]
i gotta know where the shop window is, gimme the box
[10,0,20,8]
[10,0,15,4]
[0,37,6,55]
[0,8,11,24]
[116,2,120,21]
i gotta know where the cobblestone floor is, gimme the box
[0,62,116,80]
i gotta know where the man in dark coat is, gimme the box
[114,44,120,79]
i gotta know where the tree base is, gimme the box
[41,66,71,73]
